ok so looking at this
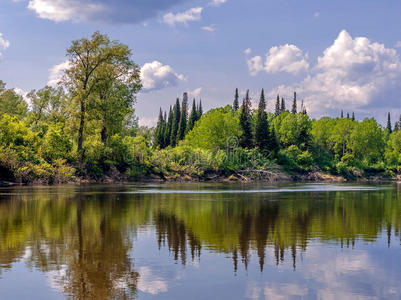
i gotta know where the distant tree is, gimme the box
[165,106,173,146]
[239,90,253,148]
[280,97,286,112]
[347,112,350,119]
[341,110,344,118]
[351,112,355,121]
[155,108,165,148]
[291,92,297,114]
[275,94,280,116]
[170,98,180,146]
[187,98,197,133]
[0,83,27,119]
[233,88,239,111]
[387,112,392,134]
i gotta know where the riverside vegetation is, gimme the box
[1,32,401,184]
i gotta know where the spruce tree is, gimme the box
[387,112,392,133]
[255,89,270,151]
[275,94,280,116]
[291,92,297,114]
[352,112,355,121]
[197,100,203,120]
[341,110,344,118]
[347,112,350,119]
[280,97,286,112]
[165,106,173,146]
[233,88,239,111]
[187,98,197,133]
[155,108,165,148]
[170,98,180,147]
[177,92,188,141]
[239,90,253,148]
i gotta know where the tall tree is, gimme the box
[341,110,344,118]
[165,106,173,146]
[291,92,297,114]
[155,108,165,148]
[187,98,197,133]
[280,97,286,112]
[387,112,392,134]
[255,89,271,151]
[275,94,280,116]
[177,92,188,141]
[346,112,350,119]
[197,100,203,120]
[351,112,355,121]
[233,88,239,111]
[170,98,180,147]
[63,31,129,157]
[239,90,253,148]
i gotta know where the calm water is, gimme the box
[0,183,401,299]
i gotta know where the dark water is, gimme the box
[0,183,401,300]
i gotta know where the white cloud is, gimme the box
[0,33,10,58]
[189,87,202,97]
[163,7,203,26]
[247,44,309,76]
[209,0,227,7]
[202,24,216,32]
[314,12,320,18]
[48,60,70,86]
[268,30,401,117]
[138,117,158,127]
[244,48,252,55]
[140,60,186,92]
[27,0,105,22]
[21,0,191,24]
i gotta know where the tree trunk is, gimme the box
[77,100,85,155]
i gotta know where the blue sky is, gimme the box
[1,0,401,125]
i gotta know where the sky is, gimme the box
[1,0,401,126]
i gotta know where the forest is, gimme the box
[1,32,401,184]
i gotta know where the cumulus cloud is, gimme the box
[0,33,10,58]
[20,0,190,24]
[209,0,227,7]
[48,60,71,86]
[244,48,252,55]
[163,7,203,26]
[247,44,309,76]
[268,30,401,118]
[140,61,186,92]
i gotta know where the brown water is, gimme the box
[0,183,400,299]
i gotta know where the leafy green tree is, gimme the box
[239,90,253,148]
[185,106,240,151]
[233,88,239,111]
[0,84,27,119]
[63,32,131,157]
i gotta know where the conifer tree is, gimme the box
[387,112,392,133]
[170,98,180,147]
[155,108,165,148]
[197,99,203,120]
[177,92,188,141]
[187,98,197,133]
[163,111,168,146]
[341,110,344,118]
[239,90,253,148]
[347,112,350,119]
[165,106,173,146]
[233,88,239,111]
[280,97,286,112]
[255,89,271,151]
[291,92,297,114]
[275,94,280,116]
[352,112,355,121]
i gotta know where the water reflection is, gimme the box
[0,183,400,299]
